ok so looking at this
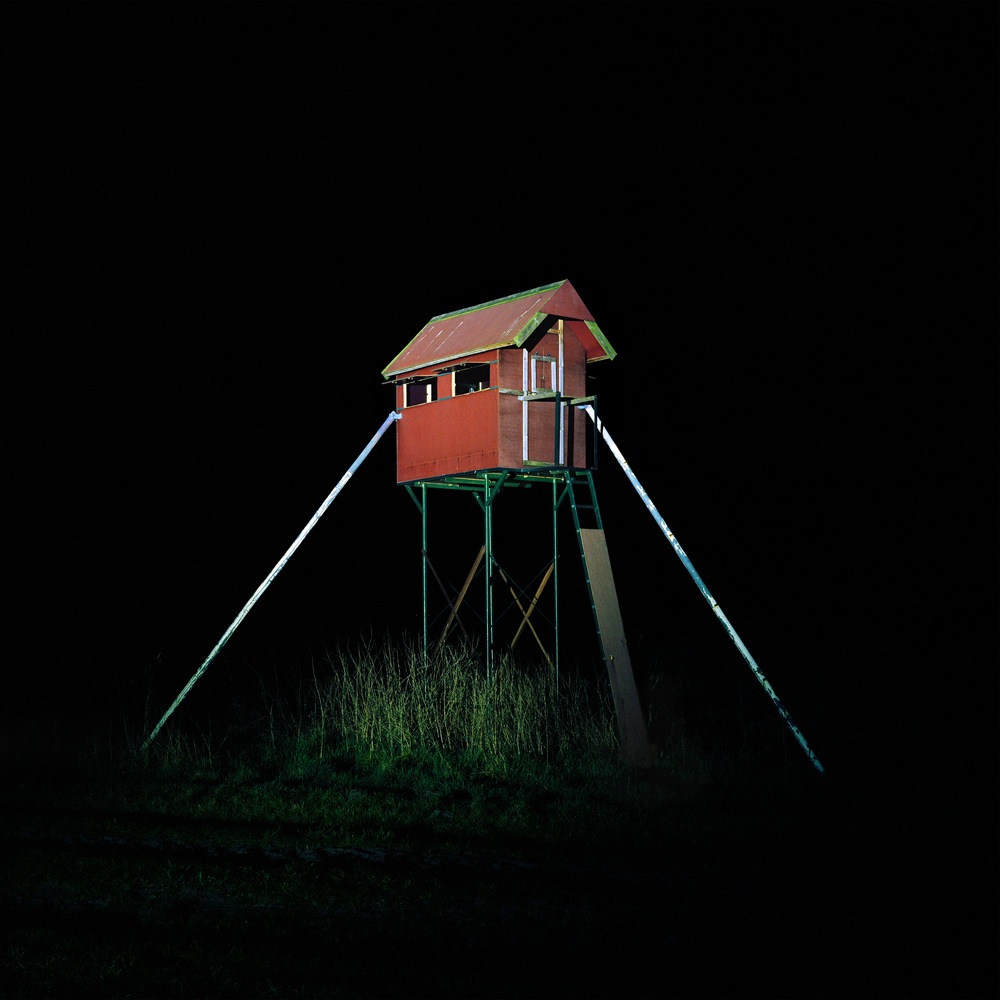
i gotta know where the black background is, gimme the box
[7,6,996,792]
[3,6,997,997]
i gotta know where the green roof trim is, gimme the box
[512,311,550,346]
[585,320,616,361]
[382,279,613,378]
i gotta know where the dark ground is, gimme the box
[1,753,996,1000]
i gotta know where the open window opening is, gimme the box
[455,363,491,396]
[530,353,558,393]
[404,378,437,407]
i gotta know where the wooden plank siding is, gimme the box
[386,282,611,483]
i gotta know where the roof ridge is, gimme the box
[428,280,566,323]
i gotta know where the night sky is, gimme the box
[9,7,995,786]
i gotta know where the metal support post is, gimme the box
[553,476,560,693]
[422,482,428,661]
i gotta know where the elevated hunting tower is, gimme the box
[383,280,613,480]
[141,280,824,775]
[382,280,652,763]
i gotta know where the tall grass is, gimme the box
[137,639,620,778]
[321,640,615,765]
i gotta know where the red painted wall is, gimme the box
[396,390,501,481]
[393,334,591,482]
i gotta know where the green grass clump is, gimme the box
[134,640,621,781]
[71,638,793,865]
[311,640,616,767]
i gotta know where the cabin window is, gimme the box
[455,364,491,395]
[530,354,558,393]
[404,378,436,407]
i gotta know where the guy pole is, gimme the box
[142,410,400,751]
[582,406,824,774]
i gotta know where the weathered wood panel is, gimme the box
[579,528,652,765]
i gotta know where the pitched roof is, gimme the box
[382,279,615,378]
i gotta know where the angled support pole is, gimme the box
[141,410,401,752]
[582,405,825,775]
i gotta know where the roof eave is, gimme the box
[381,280,616,378]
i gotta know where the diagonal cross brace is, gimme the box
[509,561,555,657]
[496,564,553,667]
[434,545,485,651]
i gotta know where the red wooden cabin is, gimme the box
[382,280,616,483]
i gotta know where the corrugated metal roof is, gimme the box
[382,279,615,378]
